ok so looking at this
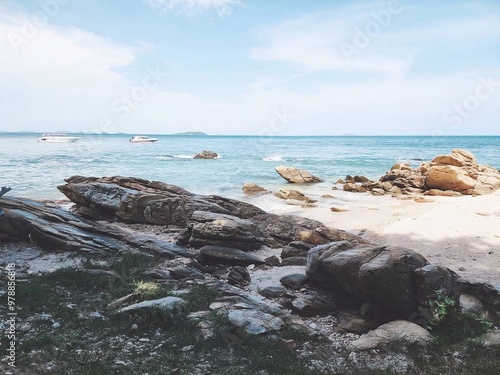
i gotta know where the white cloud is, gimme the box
[142,0,243,17]
[251,3,500,79]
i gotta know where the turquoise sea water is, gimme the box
[0,133,498,199]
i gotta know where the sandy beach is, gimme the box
[243,185,500,285]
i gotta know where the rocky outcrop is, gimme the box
[58,176,362,248]
[342,150,500,196]
[193,150,218,159]
[197,245,265,266]
[275,166,324,183]
[0,196,192,258]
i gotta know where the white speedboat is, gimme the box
[37,133,80,143]
[129,136,159,143]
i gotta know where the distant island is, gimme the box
[172,131,207,136]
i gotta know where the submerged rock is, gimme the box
[193,150,218,159]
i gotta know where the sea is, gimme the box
[0,133,498,200]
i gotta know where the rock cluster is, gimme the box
[341,149,500,196]
[2,175,500,356]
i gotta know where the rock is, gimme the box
[116,297,186,315]
[242,183,268,195]
[258,286,287,299]
[425,165,476,193]
[306,242,428,318]
[457,280,500,325]
[459,294,485,317]
[275,166,324,183]
[189,211,264,250]
[264,255,281,267]
[330,207,348,212]
[322,194,335,198]
[370,188,386,196]
[280,273,308,290]
[336,310,378,334]
[198,245,265,266]
[482,330,500,346]
[227,310,284,335]
[349,320,432,351]
[343,183,366,193]
[281,241,313,259]
[193,150,218,159]
[227,266,251,287]
[336,179,346,184]
[168,266,206,280]
[414,265,459,321]
[282,256,307,266]
[375,149,500,196]
[0,196,189,258]
[291,295,336,317]
[275,189,316,203]
[57,176,363,247]
[424,189,462,197]
[354,175,370,183]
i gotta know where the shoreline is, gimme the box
[34,181,500,286]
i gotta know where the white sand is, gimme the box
[241,185,500,285]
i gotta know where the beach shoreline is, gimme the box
[241,186,500,285]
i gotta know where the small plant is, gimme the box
[427,292,494,342]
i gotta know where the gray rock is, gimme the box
[306,242,428,318]
[282,256,307,266]
[264,255,281,267]
[116,297,186,314]
[281,241,313,259]
[482,330,500,346]
[336,310,378,334]
[198,245,265,266]
[349,320,432,351]
[258,286,287,299]
[291,295,336,317]
[189,211,264,250]
[168,266,206,280]
[280,273,308,290]
[227,310,284,335]
[459,294,485,317]
[227,266,251,287]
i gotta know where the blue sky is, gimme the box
[0,0,499,135]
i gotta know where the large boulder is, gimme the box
[188,211,264,250]
[306,241,429,318]
[275,166,324,183]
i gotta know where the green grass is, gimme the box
[5,253,500,375]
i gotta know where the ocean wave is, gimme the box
[263,155,283,162]
[173,154,195,159]
[154,154,174,160]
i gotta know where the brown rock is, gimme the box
[343,183,366,193]
[274,189,316,203]
[193,150,218,159]
[275,166,323,183]
[330,207,347,212]
[243,183,268,195]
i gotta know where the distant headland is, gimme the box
[171,131,207,136]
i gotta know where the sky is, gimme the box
[0,0,499,135]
